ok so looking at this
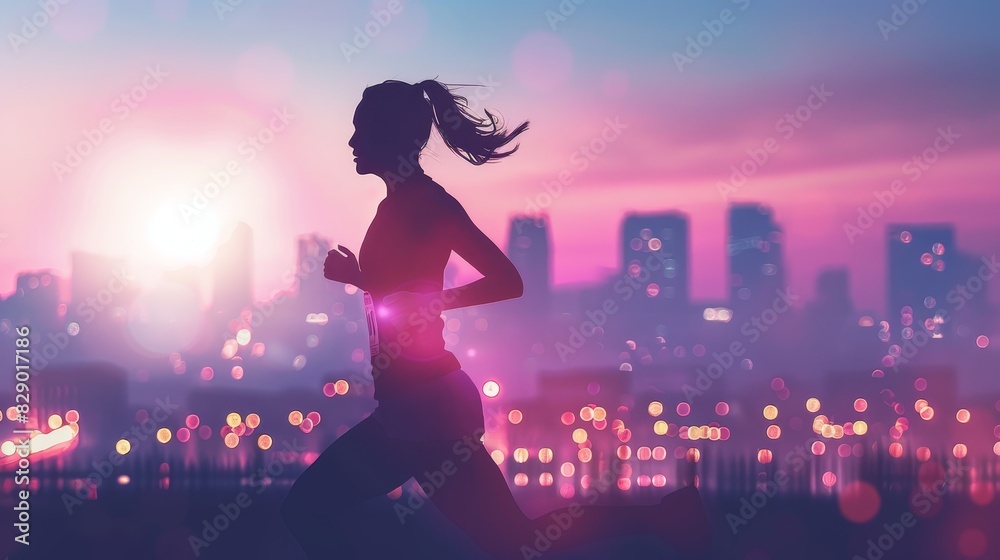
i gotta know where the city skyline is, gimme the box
[4,205,997,318]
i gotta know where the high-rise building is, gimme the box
[728,203,784,309]
[507,215,551,311]
[887,224,957,337]
[296,233,334,303]
[3,271,62,335]
[211,222,253,322]
[67,251,138,356]
[621,211,689,307]
[815,267,852,311]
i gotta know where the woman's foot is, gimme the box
[654,485,712,556]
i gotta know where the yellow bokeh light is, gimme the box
[236,328,251,346]
[647,401,663,417]
[653,420,668,436]
[805,398,821,413]
[156,428,172,444]
[572,428,588,444]
[763,405,778,421]
[116,439,131,455]
[226,412,242,428]
[48,414,63,430]
[853,420,869,435]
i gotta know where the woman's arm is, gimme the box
[379,196,522,330]
[324,245,367,291]
[438,202,524,310]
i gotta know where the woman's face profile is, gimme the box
[348,100,385,177]
[348,86,431,178]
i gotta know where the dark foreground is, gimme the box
[0,485,995,560]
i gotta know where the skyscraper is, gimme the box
[887,224,958,337]
[3,271,62,336]
[621,211,689,307]
[296,233,334,303]
[728,203,784,310]
[211,222,253,322]
[507,215,551,312]
[68,251,138,357]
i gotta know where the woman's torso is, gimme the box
[358,175,462,400]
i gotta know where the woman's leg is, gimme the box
[413,442,710,559]
[280,415,414,560]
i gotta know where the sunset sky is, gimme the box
[1,0,998,312]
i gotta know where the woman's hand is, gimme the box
[324,245,363,287]
[381,291,437,331]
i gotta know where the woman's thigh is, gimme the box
[412,441,533,555]
[285,414,414,513]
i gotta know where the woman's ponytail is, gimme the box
[418,79,529,165]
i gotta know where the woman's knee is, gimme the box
[281,473,331,525]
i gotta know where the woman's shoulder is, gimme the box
[416,179,465,215]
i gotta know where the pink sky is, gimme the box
[1,1,998,312]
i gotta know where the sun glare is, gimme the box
[148,204,222,267]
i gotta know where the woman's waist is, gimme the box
[372,358,467,398]
[374,368,479,406]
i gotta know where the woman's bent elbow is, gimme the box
[508,275,524,299]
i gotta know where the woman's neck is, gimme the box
[381,167,430,195]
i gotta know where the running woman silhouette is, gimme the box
[280,79,712,559]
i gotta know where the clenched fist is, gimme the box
[324,245,363,287]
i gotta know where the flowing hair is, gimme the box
[416,79,529,165]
